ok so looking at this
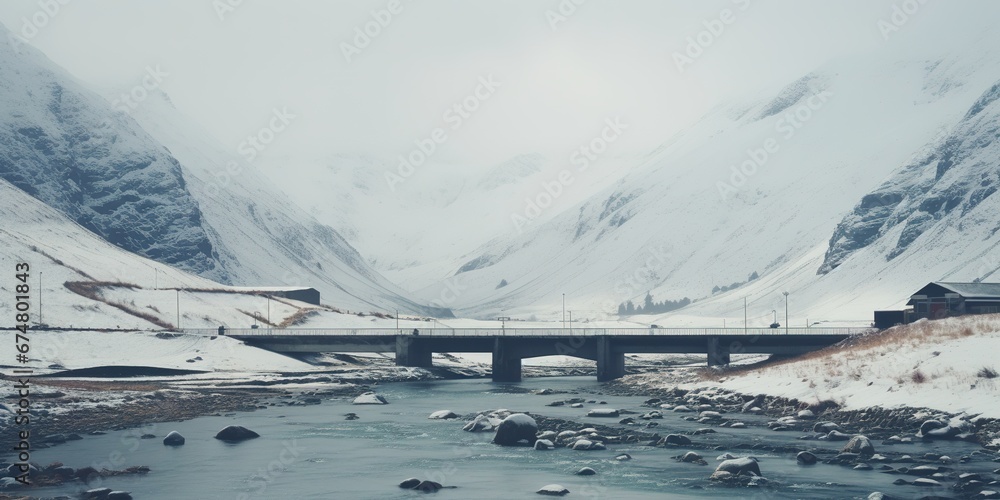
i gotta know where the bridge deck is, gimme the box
[181,327,867,382]
[184,327,869,337]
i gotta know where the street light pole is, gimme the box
[783,291,790,335]
[562,293,566,329]
[744,297,748,334]
[396,309,399,331]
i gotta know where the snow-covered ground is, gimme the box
[628,314,1000,418]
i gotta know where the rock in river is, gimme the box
[711,458,761,480]
[399,478,421,489]
[493,414,538,446]
[163,431,185,446]
[576,467,597,476]
[537,484,570,496]
[214,425,260,443]
[662,434,692,446]
[535,439,555,451]
[587,409,620,418]
[352,392,388,405]
[796,451,817,465]
[842,436,875,457]
[429,410,459,420]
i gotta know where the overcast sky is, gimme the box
[0,0,993,168]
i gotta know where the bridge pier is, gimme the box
[395,336,433,368]
[492,338,522,382]
[596,336,626,382]
[707,336,731,367]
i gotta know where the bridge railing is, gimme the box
[180,327,872,337]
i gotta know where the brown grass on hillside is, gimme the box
[277,309,319,328]
[64,281,172,329]
[698,315,1000,381]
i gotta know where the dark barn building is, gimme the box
[269,287,321,306]
[875,282,1000,329]
[235,287,322,306]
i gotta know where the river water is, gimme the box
[23,377,996,499]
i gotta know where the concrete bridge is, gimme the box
[188,327,867,382]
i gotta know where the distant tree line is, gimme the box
[617,292,691,316]
[712,271,759,295]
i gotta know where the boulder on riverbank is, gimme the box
[493,414,538,446]
[214,425,260,443]
[352,392,388,405]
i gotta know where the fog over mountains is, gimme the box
[1,2,999,325]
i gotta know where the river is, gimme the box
[22,376,996,499]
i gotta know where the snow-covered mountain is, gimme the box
[822,80,1000,277]
[0,23,441,314]
[0,25,222,280]
[433,49,1000,322]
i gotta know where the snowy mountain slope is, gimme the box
[441,50,1000,321]
[0,177,220,330]
[0,24,223,281]
[822,79,1000,276]
[0,177,439,331]
[126,90,448,315]
[0,21,441,315]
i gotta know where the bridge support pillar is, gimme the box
[492,338,522,383]
[395,336,433,368]
[596,336,625,382]
[707,336,730,367]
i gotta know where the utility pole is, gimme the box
[396,309,399,331]
[562,293,566,329]
[267,296,271,326]
[744,297,748,334]
[783,291,790,335]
